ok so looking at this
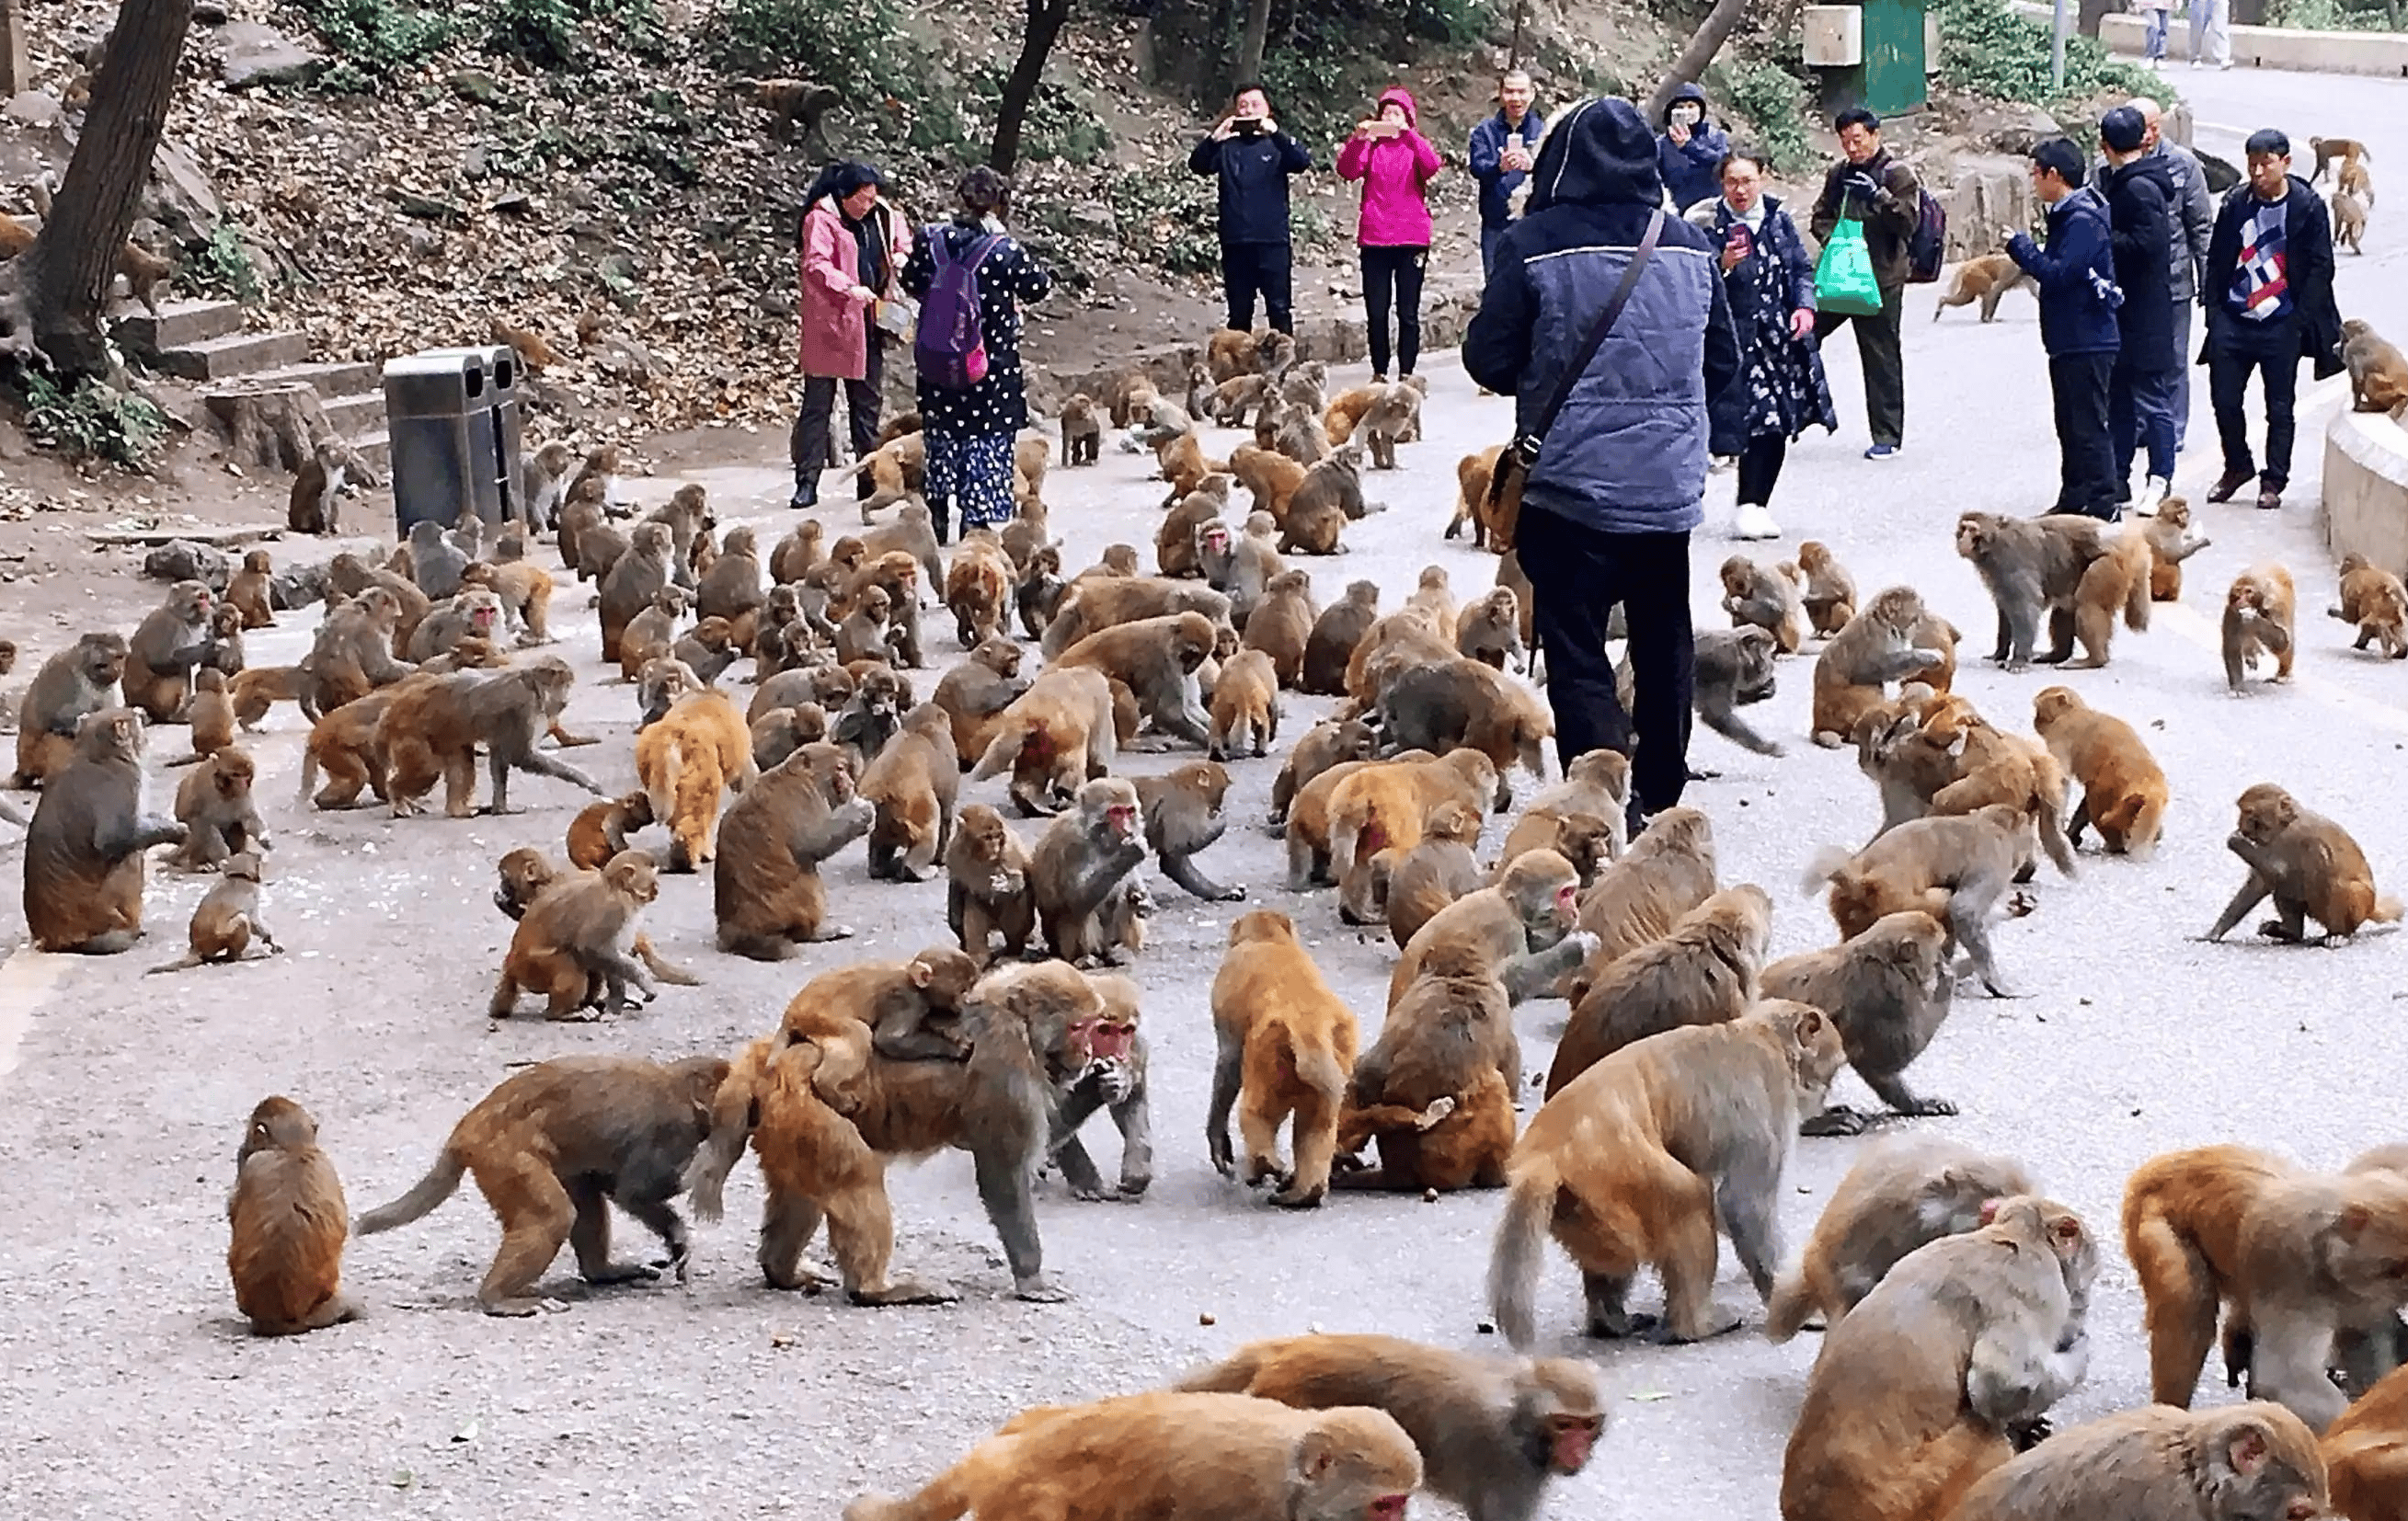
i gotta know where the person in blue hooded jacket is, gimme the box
[2008,137,2124,521]
[1656,83,1729,213]
[1464,97,1740,829]
[1468,70,1545,278]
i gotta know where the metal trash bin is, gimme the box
[382,345,523,532]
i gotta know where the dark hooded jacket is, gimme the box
[2007,185,2120,359]
[1469,104,1547,229]
[2102,152,2178,371]
[2204,173,2342,378]
[1464,97,1739,536]
[1655,83,1729,213]
[1189,119,1313,247]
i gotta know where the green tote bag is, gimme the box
[1814,217,1885,316]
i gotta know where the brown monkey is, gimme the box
[946,802,1037,965]
[1208,909,1361,1208]
[1793,541,1858,635]
[379,658,603,818]
[713,742,873,957]
[835,583,900,667]
[1042,970,1153,1200]
[2333,552,2408,659]
[2343,320,2408,417]
[769,518,825,586]
[2325,1365,2408,1518]
[1322,748,1499,909]
[1491,1001,1845,1347]
[166,666,237,767]
[1811,587,1950,747]
[634,680,755,871]
[2033,685,2169,857]
[460,559,556,646]
[1039,576,1231,661]
[1808,803,2030,996]
[1955,510,2117,669]
[225,550,277,630]
[1932,252,2038,322]
[1759,909,1955,1134]
[1336,941,1520,1193]
[2311,134,2373,183]
[843,1393,1419,1521]
[1546,885,1771,1095]
[1058,393,1102,465]
[294,679,419,810]
[1030,777,1149,966]
[1243,567,1316,689]
[225,1096,362,1336]
[357,1055,731,1314]
[520,440,575,531]
[2146,495,2210,601]
[166,746,269,872]
[671,614,741,688]
[932,635,1028,763]
[1159,486,1229,581]
[287,442,347,535]
[123,580,216,723]
[226,665,306,732]
[327,554,435,659]
[1720,555,1809,653]
[1382,798,1485,950]
[150,850,281,971]
[1175,1335,1603,1521]
[1132,760,1245,903]
[488,847,695,991]
[1496,750,1631,874]
[859,703,958,882]
[1449,442,1506,545]
[567,791,657,870]
[1268,717,1377,835]
[22,709,185,953]
[1953,1401,2327,1521]
[10,632,128,788]
[2058,527,2153,669]
[298,584,413,717]
[2122,1146,2300,1410]
[1055,611,1218,747]
[750,703,828,772]
[943,532,1015,649]
[1766,1136,2037,1343]
[1455,587,1526,672]
[405,587,506,664]
[1779,1196,2100,1521]
[1208,646,1279,760]
[1303,578,1382,694]
[598,520,677,664]
[970,666,1119,818]
[1390,848,1595,1011]
[1280,443,1376,555]
[2207,783,2399,943]
[1014,543,1069,638]
[490,851,670,1019]
[1572,805,1719,984]
[1372,658,1554,811]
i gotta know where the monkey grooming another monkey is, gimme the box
[1490,1001,1844,1348]
[1810,588,1947,748]
[1779,1196,2099,1521]
[1175,1335,1604,1521]
[226,1096,363,1336]
[1806,803,2032,997]
[357,1055,731,1315]
[1951,1401,2328,1521]
[1955,510,2116,670]
[1335,941,1519,1193]
[2205,782,2400,944]
[22,709,186,953]
[842,1393,1421,1521]
[1208,910,1361,1209]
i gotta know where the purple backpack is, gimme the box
[913,229,1003,389]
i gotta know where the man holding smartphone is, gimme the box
[1469,70,1545,279]
[1190,83,1313,335]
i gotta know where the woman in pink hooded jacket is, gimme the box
[790,160,912,510]
[1337,86,1442,381]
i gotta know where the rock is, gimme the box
[593,332,659,383]
[1963,101,2066,157]
[399,223,443,258]
[4,92,58,129]
[147,138,224,239]
[219,22,324,91]
[191,0,231,22]
[460,143,490,179]
[1932,154,2038,262]
[271,562,333,611]
[143,540,233,589]
[449,69,504,107]
[394,190,464,223]
[1064,200,1118,238]
[487,192,535,218]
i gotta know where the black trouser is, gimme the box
[1814,286,1905,446]
[1737,433,1786,507]
[2209,321,2301,491]
[1360,245,1427,379]
[789,340,884,503]
[1516,508,1692,816]
[1221,240,1294,335]
[2048,351,2118,520]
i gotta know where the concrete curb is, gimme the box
[2325,408,2408,577]
[2007,2,2408,75]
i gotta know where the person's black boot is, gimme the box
[790,477,817,510]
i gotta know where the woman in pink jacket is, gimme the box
[1337,87,1442,382]
[790,161,912,510]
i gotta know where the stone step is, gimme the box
[319,390,384,438]
[115,298,246,355]
[251,359,381,399]
[153,327,312,382]
[347,428,391,478]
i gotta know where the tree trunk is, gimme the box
[27,0,191,376]
[1233,0,1273,86]
[1644,0,1752,124]
[0,0,29,97]
[989,0,1072,176]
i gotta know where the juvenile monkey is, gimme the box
[1242,567,1315,689]
[1059,393,1102,465]
[1382,798,1485,949]
[225,550,278,629]
[490,851,669,1019]
[1808,803,2030,996]
[1208,646,1279,760]
[2311,134,2373,182]
[859,703,958,882]
[1780,1197,2101,1521]
[225,1096,362,1336]
[1952,1402,2328,1521]
[460,559,556,646]
[2206,782,2399,943]
[1766,1136,2037,1343]
[1390,850,1597,1013]
[1268,715,1378,834]
[1720,555,1810,653]
[1175,1336,1604,1521]
[150,851,281,971]
[1455,587,1526,672]
[2146,496,2211,601]
[566,791,658,870]
[1491,1001,1844,1347]
[2032,685,2168,857]
[2332,551,2408,658]
[1793,541,1858,635]
[357,1055,731,1314]
[287,443,347,535]
[946,801,1037,965]
[166,746,270,872]
[1208,910,1361,1208]
[171,667,236,766]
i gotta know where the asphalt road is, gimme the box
[2,62,2405,1521]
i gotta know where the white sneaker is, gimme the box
[1732,502,1782,541]
[2135,475,2170,516]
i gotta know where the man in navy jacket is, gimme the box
[1464,97,1738,826]
[1468,70,1544,278]
[2009,138,2123,520]
[1189,83,1313,335]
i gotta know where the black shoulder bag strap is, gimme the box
[1509,206,1667,465]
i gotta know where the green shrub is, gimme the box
[294,0,456,80]
[176,224,263,304]
[482,0,664,69]
[1109,173,1222,278]
[708,0,918,95]
[2269,0,2401,29]
[9,372,169,470]
[1934,0,2164,105]
[1714,58,1817,177]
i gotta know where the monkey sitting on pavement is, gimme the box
[9,631,129,788]
[151,851,281,972]
[357,1055,732,1315]
[2222,565,2298,692]
[1810,588,1947,747]
[22,708,187,954]
[1175,1334,1603,1521]
[1031,777,1150,966]
[1335,941,1519,1193]
[226,1096,363,1336]
[2205,783,2400,944]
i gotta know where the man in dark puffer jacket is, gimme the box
[1464,97,1739,828]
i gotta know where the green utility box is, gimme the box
[1802,0,1933,117]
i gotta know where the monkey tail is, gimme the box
[2376,895,2405,927]
[1168,1345,1262,1394]
[1488,1153,1559,1350]
[1764,1269,1816,1344]
[354,1146,467,1234]
[295,742,321,807]
[647,737,683,825]
[1798,845,1853,898]
[683,1039,772,1223]
[2123,553,2151,632]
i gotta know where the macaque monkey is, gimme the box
[1176,1335,1603,1521]
[1792,541,1857,635]
[1382,799,1485,949]
[2032,686,2168,857]
[225,1096,362,1336]
[946,801,1037,965]
[1046,972,1153,1201]
[288,443,347,535]
[460,559,556,646]
[1779,1196,2099,1521]
[2332,553,2408,658]
[521,440,575,531]
[123,580,216,723]
[225,550,277,629]
[490,850,670,1018]
[754,78,843,144]
[1808,803,2031,997]
[2206,782,2399,943]
[1810,587,1948,747]
[1955,510,2120,669]
[10,632,129,788]
[21,709,186,952]
[150,851,281,971]
[2335,188,2369,256]
[1933,252,2037,322]
[166,746,270,872]
[2145,496,2210,601]
[1490,1001,1845,1347]
[170,667,236,766]
[1720,555,1810,653]
[2344,320,2408,415]
[2324,1364,2408,1518]
[1030,777,1149,965]
[1207,910,1362,1208]
[1059,393,1102,465]
[1208,646,1279,760]
[1767,1136,2036,1342]
[1335,939,1520,1193]
[2311,134,2372,183]
[1455,587,1525,672]
[567,791,657,870]
[1545,885,1771,1094]
[1955,1403,2329,1521]
[1133,760,1245,903]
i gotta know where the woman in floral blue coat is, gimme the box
[1704,150,1836,541]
